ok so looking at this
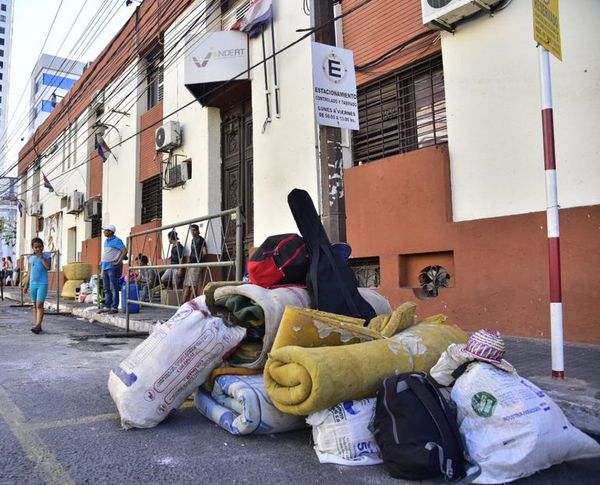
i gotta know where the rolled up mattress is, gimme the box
[195,374,306,435]
[264,322,467,416]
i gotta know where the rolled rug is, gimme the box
[195,374,306,435]
[264,322,467,416]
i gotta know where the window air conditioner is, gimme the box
[155,121,182,152]
[164,160,191,188]
[83,199,102,221]
[30,202,43,217]
[66,191,84,214]
[421,0,503,31]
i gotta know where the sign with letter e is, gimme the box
[312,42,359,130]
[533,0,562,61]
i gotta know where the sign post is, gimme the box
[532,0,564,378]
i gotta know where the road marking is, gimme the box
[0,385,74,485]
[31,399,196,431]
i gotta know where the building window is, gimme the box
[0,61,4,68]
[0,5,6,12]
[0,73,3,80]
[0,27,4,34]
[91,217,102,239]
[0,15,5,22]
[0,49,4,57]
[0,39,4,46]
[42,73,77,90]
[145,45,164,110]
[141,176,162,224]
[41,100,54,112]
[353,56,447,164]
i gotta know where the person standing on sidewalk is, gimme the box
[100,224,127,314]
[182,224,207,302]
[26,238,52,334]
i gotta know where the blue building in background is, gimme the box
[29,54,87,135]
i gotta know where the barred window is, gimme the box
[91,217,102,238]
[141,176,162,224]
[353,56,447,165]
[146,47,164,110]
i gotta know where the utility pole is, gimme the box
[314,0,346,243]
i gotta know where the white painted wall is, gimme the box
[442,0,600,221]
[101,63,142,242]
[250,1,320,242]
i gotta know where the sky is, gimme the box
[5,0,135,174]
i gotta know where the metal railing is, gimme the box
[15,250,62,313]
[124,207,243,332]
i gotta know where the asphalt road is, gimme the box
[0,301,598,485]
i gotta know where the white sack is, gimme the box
[108,296,246,429]
[306,398,382,466]
[451,363,600,483]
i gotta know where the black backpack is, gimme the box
[287,189,376,321]
[247,234,309,288]
[374,372,480,482]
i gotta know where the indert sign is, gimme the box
[312,42,359,130]
[184,31,249,84]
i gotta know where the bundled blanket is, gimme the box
[208,284,392,369]
[264,322,467,416]
[195,374,306,435]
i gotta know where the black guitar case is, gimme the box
[287,188,376,321]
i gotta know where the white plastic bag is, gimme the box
[451,363,600,483]
[108,296,246,429]
[306,398,382,466]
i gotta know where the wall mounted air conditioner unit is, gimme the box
[30,202,43,217]
[421,0,503,31]
[156,121,182,152]
[83,199,102,221]
[164,160,191,188]
[66,191,84,214]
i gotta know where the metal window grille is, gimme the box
[353,56,447,165]
[141,176,162,224]
[146,48,164,109]
[91,217,102,238]
[349,257,381,288]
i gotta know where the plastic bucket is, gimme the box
[121,284,140,313]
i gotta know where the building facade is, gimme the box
[0,0,14,172]
[29,54,87,135]
[15,0,600,344]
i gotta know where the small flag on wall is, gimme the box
[42,172,54,192]
[95,134,113,162]
[17,200,24,217]
[232,0,273,38]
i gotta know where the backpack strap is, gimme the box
[408,374,481,484]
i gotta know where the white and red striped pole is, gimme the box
[538,46,564,379]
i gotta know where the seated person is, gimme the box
[136,254,158,302]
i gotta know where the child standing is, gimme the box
[27,238,52,334]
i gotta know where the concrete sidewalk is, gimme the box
[3,285,599,436]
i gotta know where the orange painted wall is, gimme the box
[345,145,600,344]
[139,103,164,182]
[81,238,102,274]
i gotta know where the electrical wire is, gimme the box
[11,0,373,203]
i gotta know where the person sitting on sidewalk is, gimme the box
[99,224,127,314]
[136,254,158,302]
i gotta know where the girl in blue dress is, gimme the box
[27,238,52,334]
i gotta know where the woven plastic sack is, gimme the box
[451,363,600,483]
[108,296,246,429]
[306,398,382,466]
